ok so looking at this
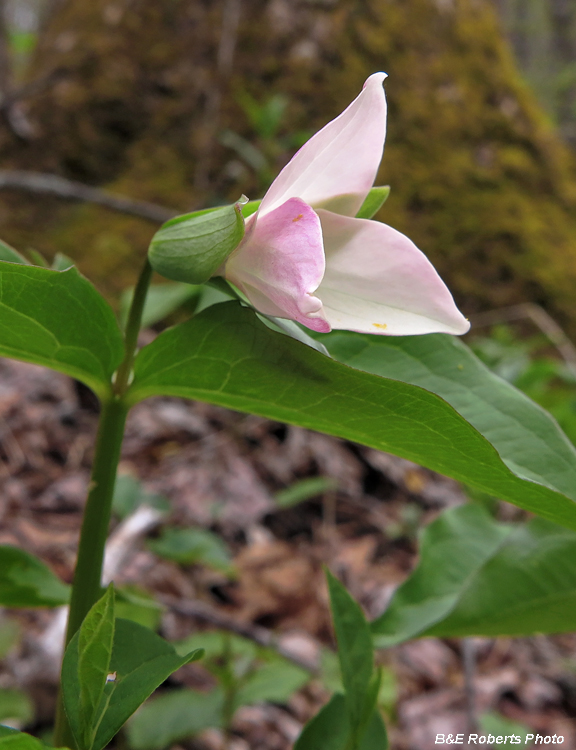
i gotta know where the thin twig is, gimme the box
[471,302,576,377]
[0,170,178,223]
[159,594,319,674]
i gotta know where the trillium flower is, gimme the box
[223,73,469,336]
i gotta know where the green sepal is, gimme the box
[240,199,261,219]
[148,200,246,285]
[355,186,390,219]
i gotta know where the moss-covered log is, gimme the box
[1,0,576,332]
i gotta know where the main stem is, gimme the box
[53,258,153,748]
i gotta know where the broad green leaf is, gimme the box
[128,302,576,530]
[294,694,387,750]
[235,660,309,707]
[372,504,576,645]
[62,618,202,750]
[0,690,34,727]
[318,331,576,514]
[0,546,70,607]
[149,203,245,285]
[0,727,67,750]
[274,477,338,508]
[326,571,373,735]
[120,283,201,330]
[0,241,28,265]
[126,689,224,750]
[148,528,233,573]
[355,186,391,219]
[0,263,124,400]
[77,586,115,749]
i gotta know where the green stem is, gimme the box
[53,257,153,747]
[114,257,153,395]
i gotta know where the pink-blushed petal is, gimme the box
[315,210,470,336]
[258,73,388,219]
[224,197,331,332]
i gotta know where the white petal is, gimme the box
[258,73,388,218]
[315,210,470,336]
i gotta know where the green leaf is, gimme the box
[127,302,576,531]
[51,253,75,271]
[149,203,245,285]
[294,694,348,750]
[175,630,257,664]
[0,690,34,728]
[359,709,389,750]
[126,689,224,750]
[112,475,169,519]
[120,283,201,330]
[77,586,116,749]
[294,694,387,750]
[0,241,28,265]
[274,477,338,508]
[326,571,373,737]
[318,331,576,518]
[257,314,331,356]
[0,546,70,607]
[235,660,309,707]
[372,504,576,645]
[203,276,331,356]
[115,587,163,631]
[0,263,124,400]
[28,251,49,268]
[148,527,233,574]
[355,187,391,219]
[0,727,67,750]
[62,619,202,750]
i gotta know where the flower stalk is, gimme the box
[53,256,153,747]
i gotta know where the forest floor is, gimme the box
[1,354,575,750]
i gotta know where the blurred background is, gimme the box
[1,1,576,748]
